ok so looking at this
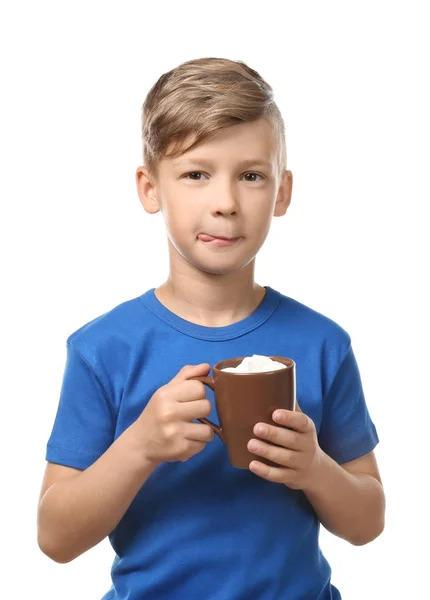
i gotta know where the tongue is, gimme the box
[199,234,217,242]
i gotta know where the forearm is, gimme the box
[38,423,158,563]
[303,451,385,545]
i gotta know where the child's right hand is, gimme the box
[131,363,215,465]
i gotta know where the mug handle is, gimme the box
[190,375,225,443]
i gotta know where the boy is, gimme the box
[38,57,385,599]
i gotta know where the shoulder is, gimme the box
[66,292,150,363]
[274,288,350,343]
[272,288,352,362]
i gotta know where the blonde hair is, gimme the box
[140,57,286,177]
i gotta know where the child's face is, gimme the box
[137,118,292,276]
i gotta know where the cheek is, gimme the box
[164,201,198,237]
[248,200,275,232]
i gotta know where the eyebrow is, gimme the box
[172,158,273,169]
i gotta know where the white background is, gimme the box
[1,1,429,598]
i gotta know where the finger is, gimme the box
[295,400,302,413]
[248,439,298,467]
[253,423,305,451]
[181,440,206,461]
[178,399,212,420]
[171,380,208,402]
[170,363,211,385]
[184,423,215,442]
[272,408,313,433]
[249,460,293,484]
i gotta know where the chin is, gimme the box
[192,255,256,276]
[174,239,257,275]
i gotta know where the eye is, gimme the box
[182,171,264,182]
[242,172,264,182]
[184,171,208,181]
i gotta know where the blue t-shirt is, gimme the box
[46,286,379,600]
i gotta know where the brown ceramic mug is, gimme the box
[190,356,296,469]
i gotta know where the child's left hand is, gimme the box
[247,403,323,490]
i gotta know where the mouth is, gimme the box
[197,233,241,247]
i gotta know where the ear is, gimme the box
[136,166,160,214]
[273,169,293,217]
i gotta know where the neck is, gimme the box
[154,241,266,327]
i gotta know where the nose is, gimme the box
[210,179,239,216]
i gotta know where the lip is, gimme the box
[198,233,241,247]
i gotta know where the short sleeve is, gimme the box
[46,341,117,470]
[318,345,379,464]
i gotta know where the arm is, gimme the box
[38,363,214,563]
[247,406,385,546]
[38,425,158,563]
[302,451,385,545]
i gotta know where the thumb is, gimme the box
[171,363,211,384]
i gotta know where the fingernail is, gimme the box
[249,440,260,451]
[274,411,283,421]
[255,424,267,435]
